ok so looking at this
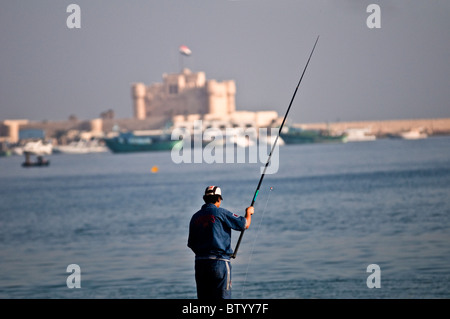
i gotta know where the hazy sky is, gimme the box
[1,0,449,124]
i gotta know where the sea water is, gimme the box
[1,136,449,298]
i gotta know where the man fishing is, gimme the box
[188,186,254,299]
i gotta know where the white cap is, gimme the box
[204,185,223,199]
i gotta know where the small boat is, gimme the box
[345,128,377,142]
[0,150,12,157]
[259,133,285,146]
[22,140,53,155]
[103,130,183,153]
[53,138,108,154]
[201,127,257,148]
[0,142,12,157]
[398,129,428,140]
[280,126,347,144]
[22,153,50,167]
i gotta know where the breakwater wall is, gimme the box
[2,117,450,144]
[296,118,450,137]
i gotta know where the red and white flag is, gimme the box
[179,45,192,56]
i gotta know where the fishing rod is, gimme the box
[231,35,320,259]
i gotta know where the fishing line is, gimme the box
[241,186,273,298]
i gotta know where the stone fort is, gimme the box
[132,68,237,120]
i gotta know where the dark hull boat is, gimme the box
[104,130,183,153]
[280,127,347,144]
[22,153,50,168]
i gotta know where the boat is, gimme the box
[53,138,108,154]
[22,154,50,167]
[344,128,377,142]
[202,127,257,148]
[19,140,52,167]
[0,142,12,157]
[103,130,183,153]
[0,150,11,157]
[398,129,428,140]
[280,126,347,144]
[22,140,53,155]
[259,133,285,146]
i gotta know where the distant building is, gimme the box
[131,68,236,120]
[19,129,45,140]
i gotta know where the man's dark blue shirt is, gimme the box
[188,203,246,259]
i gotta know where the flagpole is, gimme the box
[178,45,191,72]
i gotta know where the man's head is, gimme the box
[203,186,223,207]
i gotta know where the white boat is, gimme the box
[54,139,108,154]
[398,129,428,140]
[227,128,256,148]
[345,128,377,142]
[22,140,53,155]
[258,132,285,146]
[202,127,256,148]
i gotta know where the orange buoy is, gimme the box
[151,166,159,173]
